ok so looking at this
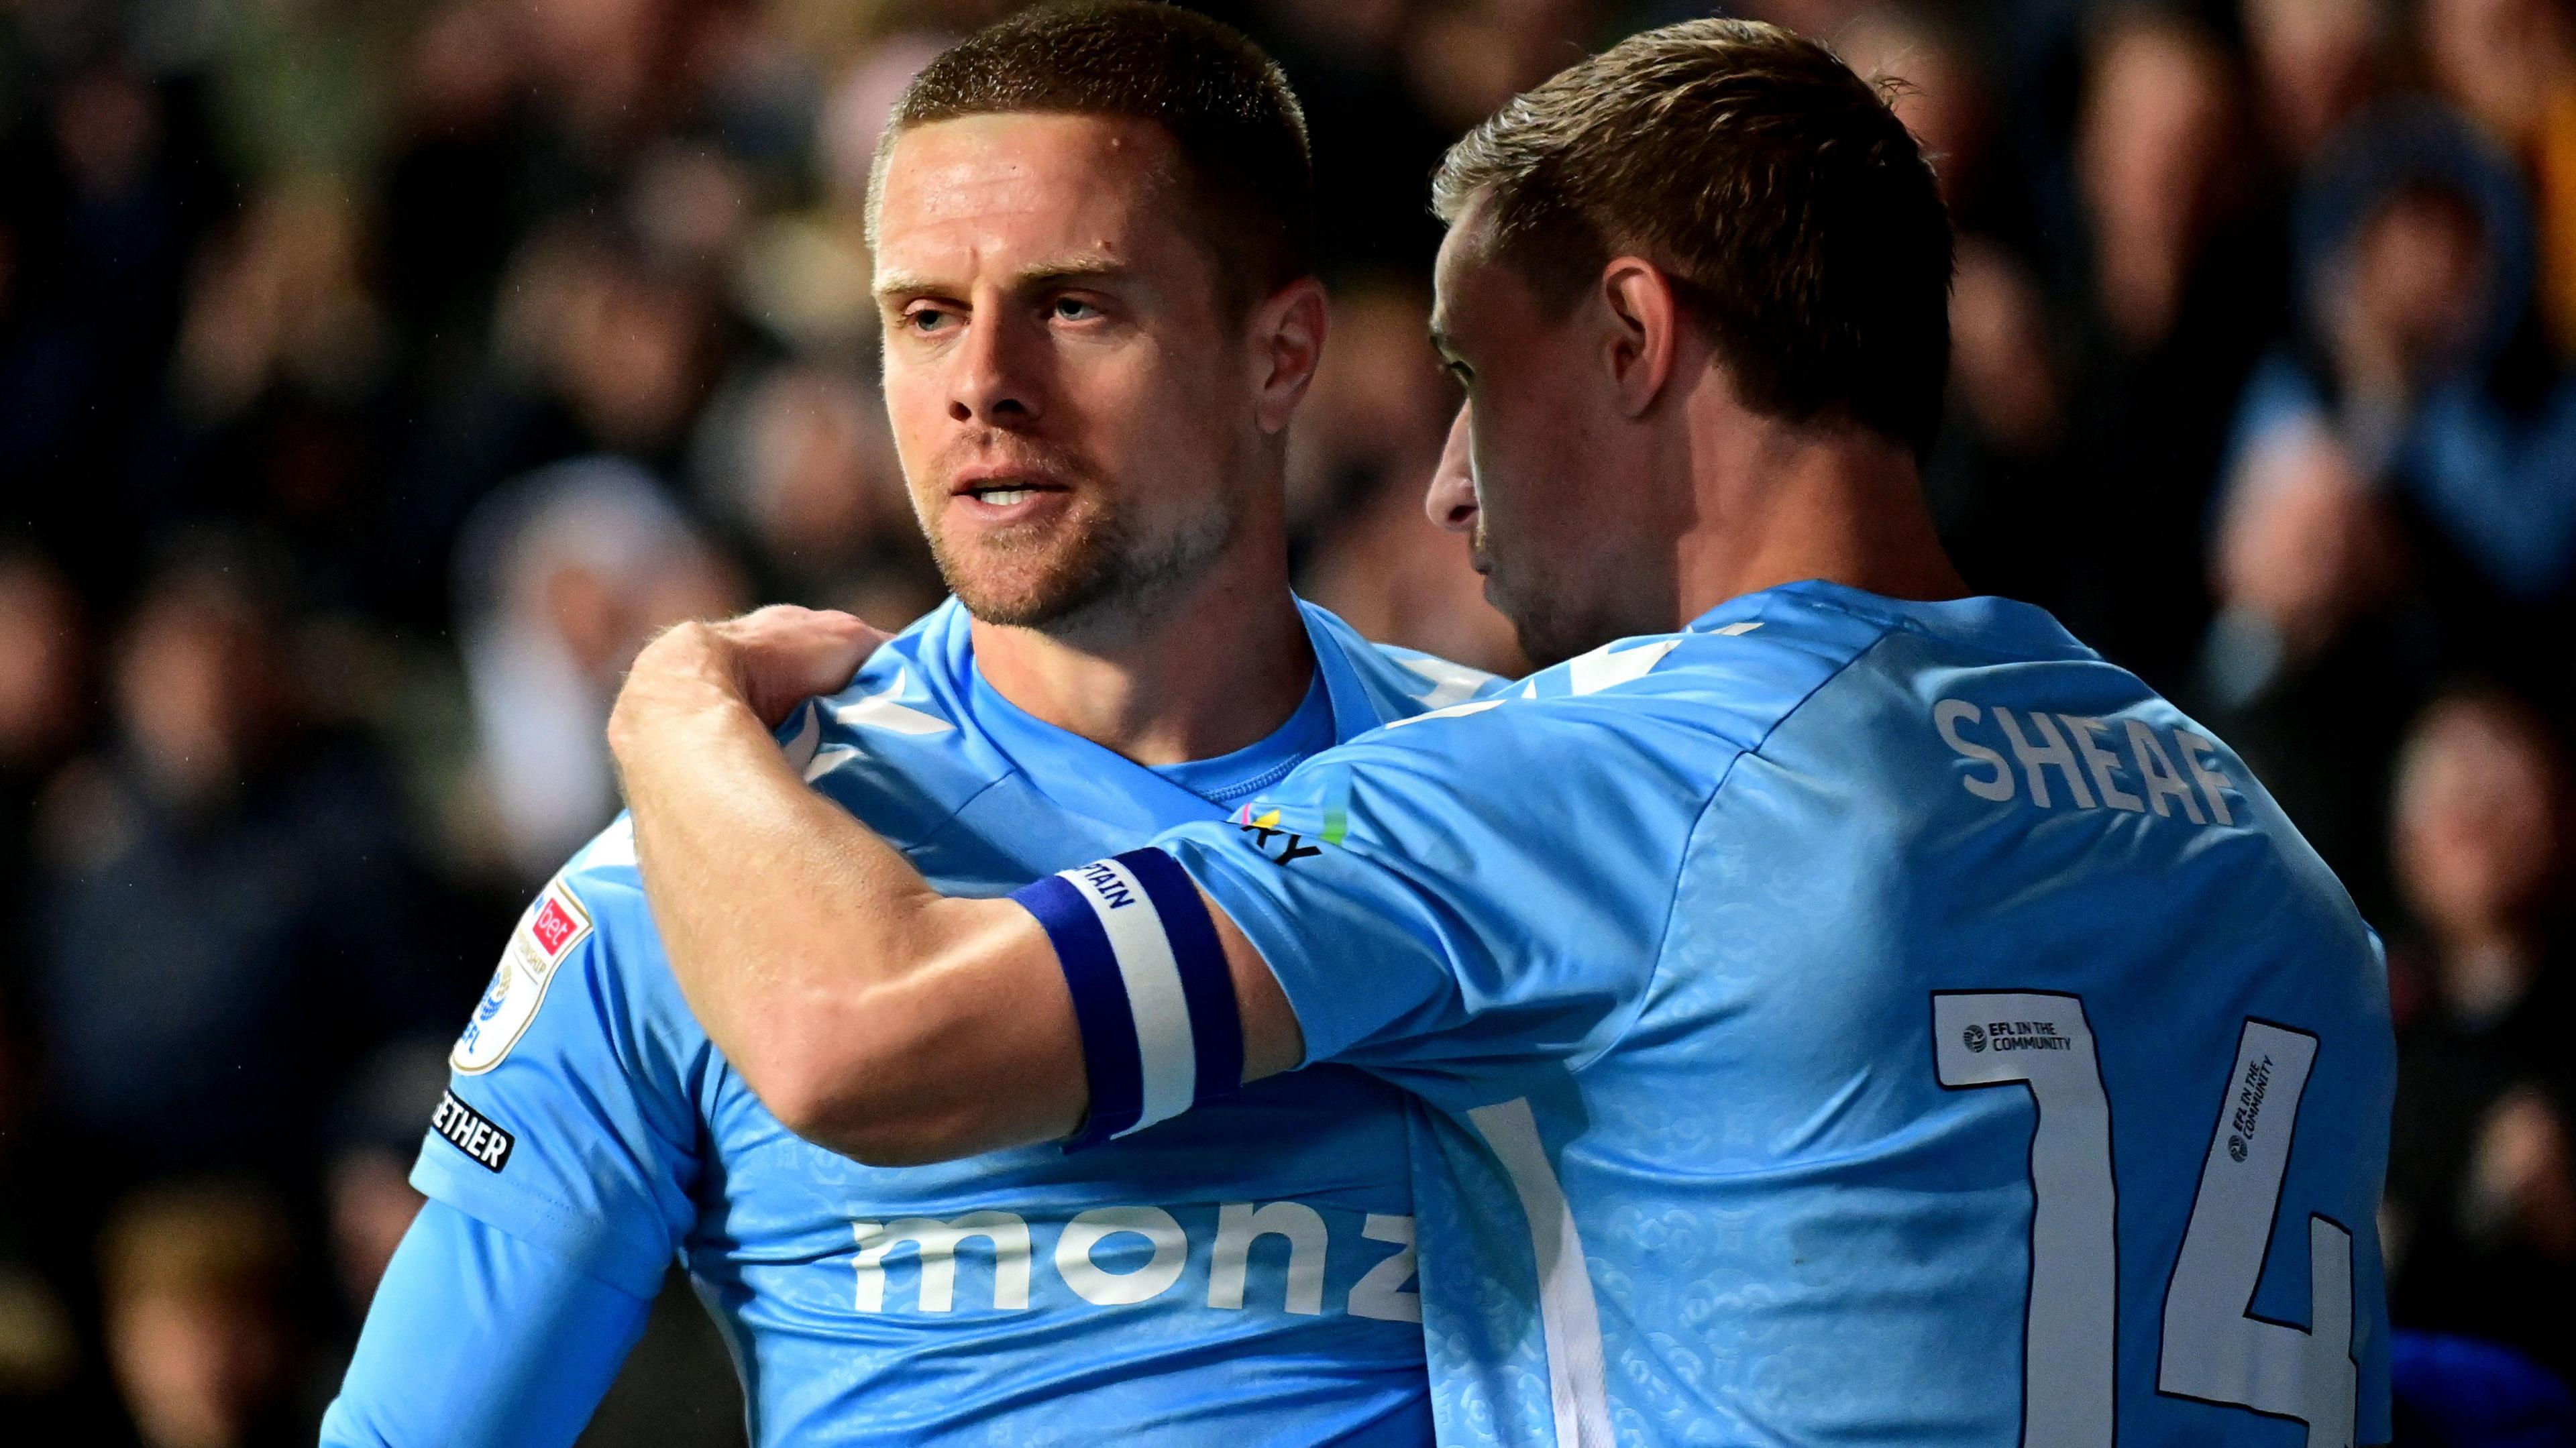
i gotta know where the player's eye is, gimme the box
[1052,296,1102,322]
[904,304,957,335]
[1443,358,1474,388]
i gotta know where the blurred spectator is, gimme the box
[487,219,720,475]
[390,217,729,628]
[2198,102,2576,909]
[1837,3,2035,245]
[0,1255,78,1421]
[692,361,943,623]
[1847,13,2073,610]
[127,180,399,622]
[378,0,544,378]
[32,549,457,1190]
[319,1044,447,1317]
[0,559,85,1428]
[1226,0,1452,274]
[1401,0,1595,136]
[2394,1331,2576,1447]
[2269,103,2576,617]
[2198,398,2417,907]
[2418,0,2576,356]
[2047,9,2284,688]
[0,554,87,958]
[2244,0,2394,167]
[0,59,233,601]
[1286,280,1458,538]
[2384,690,2576,1376]
[1303,453,1527,677]
[456,458,745,883]
[1287,280,1519,670]
[99,1182,307,1448]
[1925,237,2076,607]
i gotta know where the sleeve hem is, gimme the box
[409,1144,673,1300]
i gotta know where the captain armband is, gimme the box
[1010,849,1243,1148]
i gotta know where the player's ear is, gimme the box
[1249,276,1330,435]
[1598,257,1679,419]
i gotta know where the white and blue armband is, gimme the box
[1010,848,1243,1148]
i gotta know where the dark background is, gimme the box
[0,0,2571,1441]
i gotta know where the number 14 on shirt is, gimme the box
[1933,991,2359,1448]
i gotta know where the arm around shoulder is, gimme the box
[607,612,1305,1164]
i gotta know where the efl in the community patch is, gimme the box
[451,879,594,1074]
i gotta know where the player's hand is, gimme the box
[708,606,894,726]
[616,606,891,740]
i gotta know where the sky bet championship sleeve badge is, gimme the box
[451,879,594,1073]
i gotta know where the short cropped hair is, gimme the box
[1434,19,1953,457]
[869,1,1314,311]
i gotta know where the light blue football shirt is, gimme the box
[412,597,1499,1445]
[1060,579,2393,1447]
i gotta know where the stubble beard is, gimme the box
[929,479,1240,641]
[1472,514,1600,670]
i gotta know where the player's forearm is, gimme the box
[610,624,1082,1160]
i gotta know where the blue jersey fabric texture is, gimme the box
[356,598,1496,1446]
[324,1200,650,1448]
[1142,579,2396,1447]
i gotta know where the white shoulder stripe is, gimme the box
[1567,638,1681,696]
[1402,655,1500,709]
[782,699,822,771]
[1384,697,1506,730]
[833,667,955,736]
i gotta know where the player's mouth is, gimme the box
[949,470,1073,522]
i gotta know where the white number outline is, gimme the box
[2155,1018,2359,1448]
[1933,991,2118,1448]
[1933,994,2363,1448]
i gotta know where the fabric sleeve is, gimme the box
[320,1199,653,1448]
[1018,693,1719,1116]
[411,861,703,1298]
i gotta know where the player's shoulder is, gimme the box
[788,599,1017,846]
[1316,583,2095,803]
[556,815,645,913]
[529,817,669,993]
[449,819,648,1077]
[449,815,713,1082]
[1623,580,2108,743]
[1355,583,1900,757]
[1296,598,1511,725]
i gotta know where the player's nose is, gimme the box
[1425,401,1478,533]
[948,311,1042,427]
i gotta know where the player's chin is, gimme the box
[943,553,1102,628]
[1493,586,1589,670]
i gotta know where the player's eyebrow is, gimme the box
[874,254,1130,304]
[872,268,943,303]
[1015,255,1127,290]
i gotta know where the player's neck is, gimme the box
[967,531,1314,769]
[1667,394,1968,623]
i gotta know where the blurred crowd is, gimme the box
[0,0,2571,1441]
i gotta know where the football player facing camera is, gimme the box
[325,6,1495,1445]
